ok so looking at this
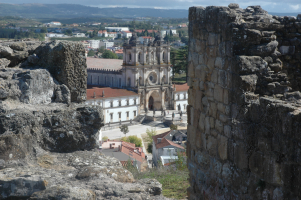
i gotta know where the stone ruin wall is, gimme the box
[187,4,301,199]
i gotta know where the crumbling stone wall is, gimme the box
[187,4,301,199]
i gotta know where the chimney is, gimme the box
[102,90,105,97]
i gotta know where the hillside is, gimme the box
[0,3,188,19]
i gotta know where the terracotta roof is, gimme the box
[86,87,138,100]
[174,83,189,92]
[141,36,153,39]
[122,141,136,149]
[123,31,132,33]
[152,131,185,149]
[86,57,123,70]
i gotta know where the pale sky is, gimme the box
[2,0,301,13]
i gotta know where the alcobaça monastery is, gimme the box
[85,33,189,124]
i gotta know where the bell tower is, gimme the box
[122,33,173,112]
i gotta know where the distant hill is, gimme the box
[0,3,188,19]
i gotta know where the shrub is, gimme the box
[121,135,142,147]
[170,124,178,130]
[102,136,108,141]
[145,128,156,143]
[147,142,152,153]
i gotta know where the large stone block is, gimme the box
[206,136,217,156]
[214,85,224,102]
[198,112,206,131]
[218,135,228,160]
[35,41,87,103]
[215,57,223,69]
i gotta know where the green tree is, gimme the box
[145,128,156,143]
[65,29,72,36]
[147,142,153,153]
[102,136,108,141]
[98,46,105,53]
[102,50,118,59]
[121,135,142,147]
[170,124,178,130]
[120,124,129,137]
[40,27,47,33]
[87,50,95,57]
[170,29,173,36]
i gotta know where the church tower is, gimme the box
[122,33,174,112]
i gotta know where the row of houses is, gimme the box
[100,129,187,169]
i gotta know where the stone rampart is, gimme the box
[187,4,301,199]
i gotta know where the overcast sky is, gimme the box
[2,0,301,13]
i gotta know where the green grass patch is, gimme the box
[126,151,189,199]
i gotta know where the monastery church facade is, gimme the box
[86,34,188,124]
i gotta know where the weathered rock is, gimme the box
[0,151,166,200]
[236,56,268,74]
[0,45,13,56]
[35,41,87,103]
[9,42,26,51]
[0,58,10,68]
[248,41,278,56]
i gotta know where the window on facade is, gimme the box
[184,104,186,110]
[178,94,180,100]
[118,112,121,119]
[126,111,129,119]
[184,94,186,99]
[110,113,113,121]
[134,111,136,117]
[134,99,136,105]
[119,100,121,107]
[110,101,113,107]
[127,100,129,106]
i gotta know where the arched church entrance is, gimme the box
[149,96,154,110]
[148,91,162,110]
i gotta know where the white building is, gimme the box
[99,41,114,49]
[86,33,189,125]
[46,33,65,37]
[88,40,100,49]
[107,32,117,38]
[160,29,177,37]
[122,31,132,38]
[86,87,139,124]
[152,130,186,166]
[98,30,108,37]
[105,27,129,32]
[73,33,86,37]
[50,21,62,26]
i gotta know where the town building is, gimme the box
[138,36,154,44]
[122,31,132,38]
[102,140,147,171]
[50,21,62,26]
[152,130,186,166]
[99,41,114,49]
[160,29,177,37]
[87,40,100,49]
[86,33,189,125]
[73,33,86,37]
[97,30,108,37]
[105,27,129,32]
[46,33,65,37]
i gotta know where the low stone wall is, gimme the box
[187,4,301,199]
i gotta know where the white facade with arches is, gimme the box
[86,33,188,124]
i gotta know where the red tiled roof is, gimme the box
[152,131,185,149]
[175,83,189,92]
[86,87,138,100]
[122,141,136,149]
[86,57,123,70]
[123,31,132,33]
